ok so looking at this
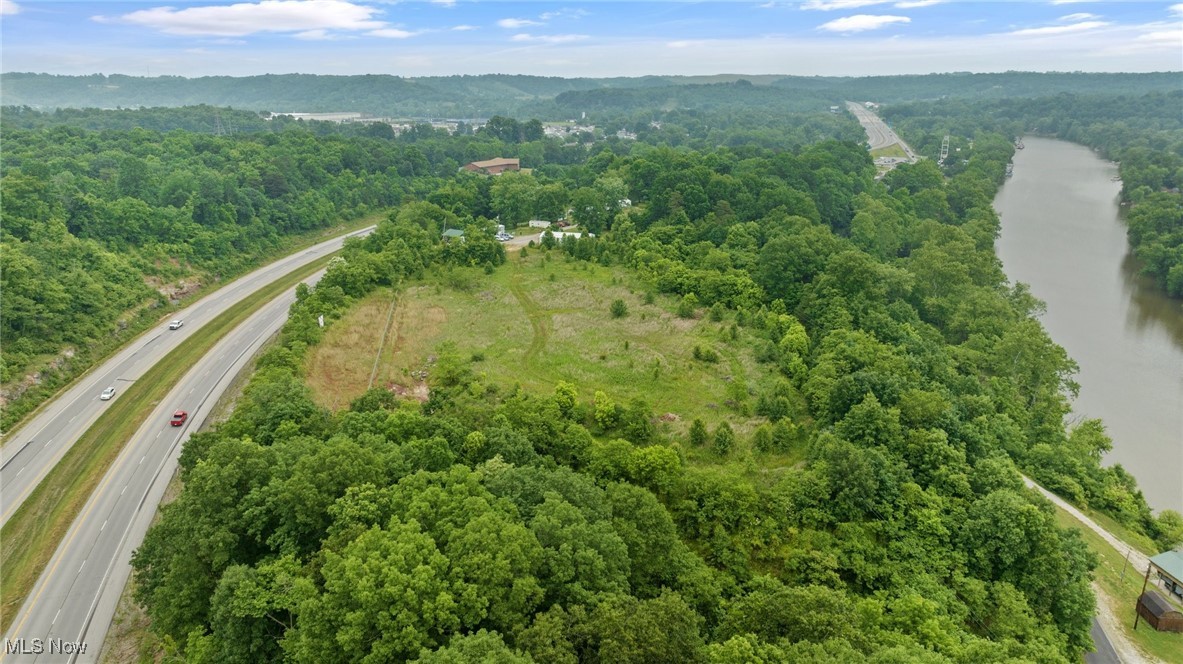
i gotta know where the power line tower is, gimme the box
[213,112,226,136]
[939,135,950,164]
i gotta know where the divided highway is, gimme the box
[845,100,917,163]
[1,226,372,662]
[0,226,372,528]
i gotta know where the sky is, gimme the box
[0,1,1180,77]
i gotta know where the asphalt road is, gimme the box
[0,226,373,529]
[1086,618,1121,664]
[1,266,331,663]
[845,101,916,162]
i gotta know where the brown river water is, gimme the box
[994,136,1183,514]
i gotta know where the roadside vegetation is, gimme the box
[1052,509,1183,663]
[0,254,334,635]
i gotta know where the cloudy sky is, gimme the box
[1,1,1179,77]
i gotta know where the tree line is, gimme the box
[882,90,1183,297]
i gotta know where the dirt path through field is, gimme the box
[507,278,551,367]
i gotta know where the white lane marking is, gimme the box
[79,561,85,574]
[121,485,127,496]
[52,609,60,625]
[69,415,77,422]
[156,431,162,439]
[16,467,24,476]
[100,520,107,532]
[139,455,146,465]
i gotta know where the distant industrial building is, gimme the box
[463,158,521,175]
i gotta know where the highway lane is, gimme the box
[1,268,327,663]
[0,226,372,528]
[845,101,917,162]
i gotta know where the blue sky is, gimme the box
[1,1,1179,76]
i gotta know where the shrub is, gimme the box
[692,345,719,363]
[689,418,708,447]
[677,293,699,319]
[610,299,629,318]
[713,422,735,456]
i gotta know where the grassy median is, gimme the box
[0,253,335,634]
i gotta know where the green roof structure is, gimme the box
[1151,551,1183,585]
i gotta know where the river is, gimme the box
[994,136,1183,514]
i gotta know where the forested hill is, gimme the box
[771,71,1183,103]
[3,71,1179,117]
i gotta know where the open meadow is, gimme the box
[304,249,798,452]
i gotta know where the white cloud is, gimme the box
[1049,0,1098,4]
[497,18,542,28]
[451,24,477,31]
[1169,4,1183,18]
[818,14,910,32]
[1,1,21,16]
[105,0,384,37]
[369,27,418,38]
[294,29,336,40]
[1135,29,1182,46]
[539,9,588,21]
[511,33,588,44]
[1060,13,1097,22]
[430,0,455,6]
[895,0,941,7]
[802,0,888,10]
[1008,20,1109,36]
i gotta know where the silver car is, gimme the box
[100,387,116,401]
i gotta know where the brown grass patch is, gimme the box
[304,288,399,410]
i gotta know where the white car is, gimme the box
[100,387,116,401]
[168,320,184,330]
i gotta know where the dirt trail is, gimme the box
[507,279,550,366]
[1024,477,1159,664]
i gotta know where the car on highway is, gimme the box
[169,410,188,426]
[100,387,116,401]
[168,320,184,330]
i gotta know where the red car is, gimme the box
[170,410,188,427]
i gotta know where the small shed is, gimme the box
[1136,590,1183,632]
[441,228,465,243]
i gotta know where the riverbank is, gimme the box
[996,137,1183,514]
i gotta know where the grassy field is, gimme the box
[0,253,336,634]
[870,144,908,159]
[1053,508,1183,663]
[305,251,795,450]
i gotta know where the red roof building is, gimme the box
[463,158,520,175]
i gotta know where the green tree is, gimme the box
[713,422,735,457]
[611,299,629,318]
